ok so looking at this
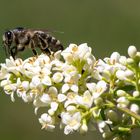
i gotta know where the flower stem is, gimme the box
[117,107,140,121]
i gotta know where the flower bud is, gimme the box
[116,70,126,80]
[124,69,134,79]
[136,52,140,59]
[80,123,88,134]
[94,97,103,106]
[106,110,119,123]
[113,137,123,140]
[130,104,139,114]
[119,56,127,65]
[126,58,134,65]
[48,109,55,116]
[116,90,126,97]
[102,131,113,139]
[122,113,130,124]
[110,52,120,64]
[128,45,137,58]
[133,91,140,97]
[117,97,129,108]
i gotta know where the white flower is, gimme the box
[61,43,92,63]
[61,44,77,63]
[51,59,64,71]
[5,57,23,70]
[5,57,18,67]
[128,45,137,58]
[48,102,59,115]
[83,54,97,73]
[77,43,92,60]
[57,94,67,102]
[40,94,51,103]
[33,95,50,114]
[0,65,10,80]
[66,105,76,112]
[30,76,41,88]
[98,120,112,133]
[62,84,70,93]
[30,75,52,88]
[61,112,81,134]
[47,86,58,99]
[87,80,107,99]
[62,83,78,93]
[1,43,139,137]
[61,64,79,93]
[33,86,58,114]
[0,73,12,87]
[75,90,94,108]
[52,72,63,83]
[62,64,78,77]
[34,86,58,112]
[62,74,79,93]
[4,84,17,102]
[34,53,50,66]
[39,113,55,131]
[42,75,52,86]
[86,83,96,92]
[97,53,126,82]
[22,62,41,78]
[16,79,33,102]
[64,92,77,107]
[33,87,58,114]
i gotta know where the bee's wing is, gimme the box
[27,28,64,34]
[26,28,50,33]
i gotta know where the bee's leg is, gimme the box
[49,43,63,52]
[41,48,51,55]
[10,46,17,59]
[38,35,51,55]
[30,40,38,56]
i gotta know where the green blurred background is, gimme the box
[0,0,140,139]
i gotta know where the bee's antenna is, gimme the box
[53,30,64,34]
[44,29,64,34]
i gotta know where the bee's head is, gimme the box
[3,30,14,46]
[2,30,14,57]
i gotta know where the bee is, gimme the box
[2,27,63,59]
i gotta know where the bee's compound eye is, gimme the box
[5,31,13,40]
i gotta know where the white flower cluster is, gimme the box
[0,44,140,139]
